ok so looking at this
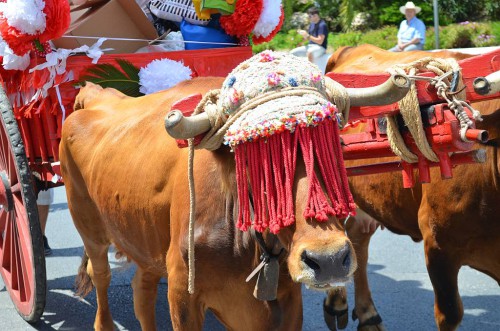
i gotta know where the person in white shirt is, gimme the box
[389,2,426,52]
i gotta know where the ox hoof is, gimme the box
[323,299,349,330]
[352,309,385,331]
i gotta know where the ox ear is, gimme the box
[74,82,104,111]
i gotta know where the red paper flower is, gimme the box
[220,0,263,37]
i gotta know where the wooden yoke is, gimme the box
[329,49,500,187]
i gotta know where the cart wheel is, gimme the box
[0,85,46,322]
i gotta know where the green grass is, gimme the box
[252,21,500,53]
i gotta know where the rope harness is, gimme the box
[386,57,481,163]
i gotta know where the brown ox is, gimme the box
[323,44,500,331]
[60,77,359,331]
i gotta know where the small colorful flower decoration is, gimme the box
[0,0,70,70]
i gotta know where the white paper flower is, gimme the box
[0,0,46,35]
[253,0,282,38]
[139,58,192,95]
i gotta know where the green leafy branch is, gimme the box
[78,59,143,97]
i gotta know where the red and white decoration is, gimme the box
[220,0,284,44]
[0,0,70,70]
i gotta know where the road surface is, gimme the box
[1,187,499,330]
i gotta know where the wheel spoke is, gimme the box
[0,209,6,232]
[10,213,19,292]
[14,194,33,299]
[1,211,12,272]
[0,128,7,170]
[13,213,29,302]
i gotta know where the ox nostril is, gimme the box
[342,250,351,269]
[301,244,353,282]
[301,250,321,271]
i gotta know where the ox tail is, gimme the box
[75,248,94,297]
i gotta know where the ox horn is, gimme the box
[165,74,411,139]
[346,73,411,107]
[165,110,211,140]
[473,70,500,96]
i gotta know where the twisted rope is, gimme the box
[185,78,351,293]
[386,57,474,163]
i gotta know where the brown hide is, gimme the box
[60,78,356,331]
[324,45,500,331]
[325,44,473,73]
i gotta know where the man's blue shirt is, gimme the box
[397,17,426,45]
[308,20,328,49]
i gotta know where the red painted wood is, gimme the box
[171,94,202,116]
[346,150,484,184]
[327,49,500,121]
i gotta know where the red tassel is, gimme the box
[313,123,344,215]
[235,118,355,233]
[235,146,251,231]
[327,119,357,216]
[269,137,283,231]
[281,132,298,226]
[248,142,265,231]
[297,126,335,221]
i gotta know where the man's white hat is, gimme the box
[400,1,421,15]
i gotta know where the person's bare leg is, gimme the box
[38,204,49,235]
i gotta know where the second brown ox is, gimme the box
[323,45,500,331]
[59,73,408,330]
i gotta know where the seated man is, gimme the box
[291,6,328,63]
[389,2,426,52]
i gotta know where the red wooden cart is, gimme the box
[0,45,498,323]
[0,46,253,322]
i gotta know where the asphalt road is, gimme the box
[1,187,499,330]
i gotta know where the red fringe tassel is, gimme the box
[235,118,356,233]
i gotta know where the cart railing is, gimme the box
[1,46,253,186]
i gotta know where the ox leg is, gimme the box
[167,277,204,331]
[85,243,114,331]
[324,211,385,331]
[346,214,385,331]
[324,287,349,331]
[132,267,161,331]
[424,238,463,331]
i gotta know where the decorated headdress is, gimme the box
[0,0,70,70]
[167,51,362,234]
[220,51,356,233]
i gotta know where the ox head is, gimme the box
[165,52,410,292]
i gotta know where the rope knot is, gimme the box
[385,57,476,164]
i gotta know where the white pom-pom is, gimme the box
[253,0,282,38]
[0,0,46,35]
[139,58,192,95]
[0,37,30,70]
